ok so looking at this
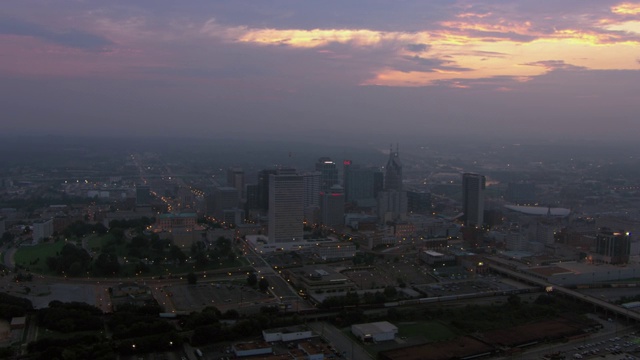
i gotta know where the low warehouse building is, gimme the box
[351,321,397,342]
[232,341,272,357]
[262,325,314,342]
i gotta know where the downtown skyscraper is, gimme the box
[462,173,486,227]
[268,169,304,245]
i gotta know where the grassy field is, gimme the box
[397,321,457,341]
[14,234,248,278]
[14,240,69,274]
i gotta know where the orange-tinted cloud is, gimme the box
[199,6,640,88]
[612,2,640,15]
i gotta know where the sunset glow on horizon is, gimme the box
[2,1,640,141]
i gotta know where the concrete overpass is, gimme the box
[487,259,640,323]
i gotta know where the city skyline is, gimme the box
[2,1,640,143]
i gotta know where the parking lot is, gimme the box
[166,281,272,313]
[342,260,436,290]
[418,277,517,297]
[567,333,640,359]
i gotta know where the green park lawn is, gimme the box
[14,240,68,274]
[14,233,247,278]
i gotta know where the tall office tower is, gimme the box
[462,173,486,227]
[257,169,277,212]
[407,189,431,214]
[212,186,239,220]
[384,145,403,191]
[377,190,408,223]
[536,222,555,245]
[315,157,339,192]
[268,169,304,245]
[302,172,322,209]
[345,165,384,204]
[244,184,259,210]
[321,185,345,228]
[135,184,152,206]
[227,167,245,200]
[342,160,352,192]
[505,223,526,251]
[594,228,630,264]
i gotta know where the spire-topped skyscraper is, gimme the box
[378,144,407,223]
[384,144,403,191]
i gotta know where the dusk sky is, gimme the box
[2,1,640,143]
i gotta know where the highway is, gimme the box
[487,257,640,323]
[308,322,373,360]
[241,238,314,312]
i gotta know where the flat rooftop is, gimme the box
[552,261,640,274]
[352,321,397,334]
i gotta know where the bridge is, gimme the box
[486,258,640,322]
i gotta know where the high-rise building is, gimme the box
[505,224,527,251]
[342,159,352,192]
[315,157,339,192]
[212,186,239,220]
[377,190,408,223]
[32,218,53,242]
[244,184,259,210]
[257,169,277,212]
[377,146,406,222]
[536,222,555,245]
[227,167,245,200]
[268,169,304,245]
[462,173,486,227]
[344,165,384,205]
[302,172,322,209]
[407,190,431,214]
[321,185,345,228]
[594,228,630,264]
[384,145,403,191]
[135,185,152,206]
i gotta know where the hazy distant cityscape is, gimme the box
[0,137,640,359]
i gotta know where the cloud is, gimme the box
[4,0,640,90]
[522,60,587,71]
[401,55,473,73]
[611,2,640,15]
[405,43,430,52]
[0,16,112,50]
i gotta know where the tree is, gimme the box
[169,245,187,264]
[383,286,398,299]
[109,227,125,243]
[93,253,120,276]
[258,278,270,293]
[1,232,14,244]
[507,294,521,308]
[247,273,258,287]
[46,243,91,276]
[129,236,149,249]
[187,272,197,285]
